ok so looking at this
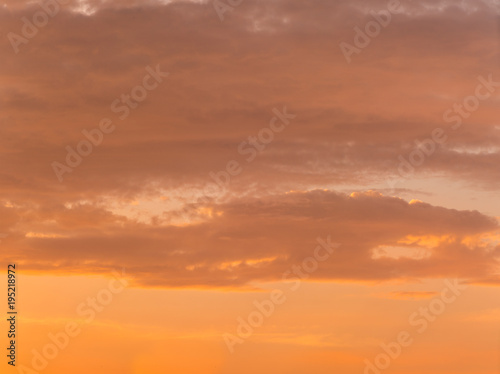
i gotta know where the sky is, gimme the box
[0,0,500,373]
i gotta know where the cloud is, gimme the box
[0,0,498,203]
[1,190,498,288]
[0,0,499,288]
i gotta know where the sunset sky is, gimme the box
[1,0,500,373]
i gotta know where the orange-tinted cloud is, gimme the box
[0,0,498,288]
[0,190,498,287]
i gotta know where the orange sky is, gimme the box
[1,0,500,373]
